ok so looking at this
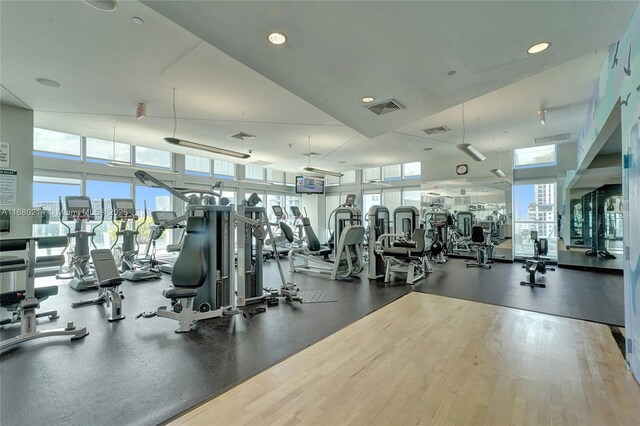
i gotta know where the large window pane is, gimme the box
[341,170,356,184]
[402,188,421,210]
[135,146,172,168]
[32,176,81,255]
[383,164,402,181]
[34,128,81,159]
[382,189,402,226]
[364,167,381,182]
[266,169,285,184]
[185,155,210,175]
[214,159,235,178]
[135,185,172,251]
[326,175,340,186]
[403,162,421,179]
[514,145,557,168]
[513,182,557,258]
[86,137,130,163]
[86,179,131,249]
[362,191,381,220]
[325,194,340,240]
[245,165,265,180]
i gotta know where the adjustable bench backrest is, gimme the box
[302,217,321,251]
[279,222,295,243]
[172,216,207,289]
[91,249,124,288]
[471,225,485,244]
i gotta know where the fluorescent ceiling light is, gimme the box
[361,96,375,103]
[107,161,179,174]
[164,137,250,159]
[538,108,546,125]
[527,42,550,54]
[490,168,506,178]
[268,32,287,45]
[303,166,343,178]
[457,143,486,162]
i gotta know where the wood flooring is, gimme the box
[171,292,640,426]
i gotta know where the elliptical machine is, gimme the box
[57,196,104,291]
[110,198,161,282]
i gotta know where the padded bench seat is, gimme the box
[383,247,422,258]
[163,287,198,299]
[0,285,59,307]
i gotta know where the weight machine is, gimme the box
[520,230,554,288]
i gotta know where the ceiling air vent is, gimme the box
[230,132,256,141]
[534,133,570,145]
[423,125,450,135]
[302,152,322,157]
[250,160,272,166]
[366,99,405,116]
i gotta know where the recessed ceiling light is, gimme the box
[447,70,457,76]
[527,42,550,54]
[423,147,433,151]
[131,16,144,24]
[268,32,287,45]
[84,0,117,11]
[338,161,347,164]
[35,78,61,88]
[362,96,375,103]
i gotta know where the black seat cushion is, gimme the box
[163,287,198,299]
[279,222,295,243]
[302,217,321,252]
[99,278,125,288]
[471,225,485,244]
[172,216,208,289]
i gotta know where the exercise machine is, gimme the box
[520,230,554,288]
[424,208,452,263]
[145,210,186,274]
[327,194,361,254]
[1,237,88,351]
[466,225,492,269]
[289,205,305,241]
[110,198,161,282]
[237,197,268,306]
[72,249,125,321]
[367,205,390,280]
[57,196,104,291]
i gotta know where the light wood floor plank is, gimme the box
[171,293,640,426]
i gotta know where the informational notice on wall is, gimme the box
[0,142,10,168]
[0,169,17,206]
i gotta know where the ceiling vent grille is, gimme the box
[250,160,271,166]
[423,125,450,135]
[366,99,405,116]
[230,132,256,140]
[534,133,570,144]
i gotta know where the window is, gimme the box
[185,155,210,176]
[33,128,81,160]
[326,175,340,186]
[514,145,557,168]
[363,167,381,182]
[135,185,172,251]
[135,146,172,169]
[362,191,382,219]
[266,169,285,184]
[286,195,301,212]
[32,176,82,245]
[382,189,402,225]
[383,164,402,181]
[513,182,557,258]
[341,170,356,184]
[86,179,131,249]
[403,162,421,179]
[266,194,285,222]
[285,173,297,187]
[86,137,130,163]
[245,165,265,181]
[325,194,340,240]
[213,159,235,178]
[402,188,421,210]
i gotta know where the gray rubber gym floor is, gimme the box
[0,258,624,426]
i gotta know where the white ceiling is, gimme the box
[1,0,637,174]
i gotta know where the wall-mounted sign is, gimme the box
[0,169,17,206]
[0,142,10,168]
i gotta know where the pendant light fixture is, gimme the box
[163,89,250,159]
[303,135,343,178]
[489,136,506,177]
[456,103,486,162]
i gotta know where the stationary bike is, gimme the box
[56,196,104,291]
[110,199,161,282]
[520,230,554,288]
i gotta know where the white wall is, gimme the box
[0,104,34,239]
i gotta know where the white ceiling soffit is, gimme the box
[143,1,636,138]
